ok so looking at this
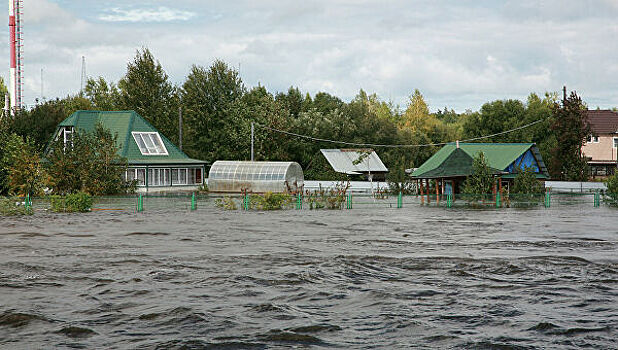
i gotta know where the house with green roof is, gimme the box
[411,142,548,194]
[50,110,207,192]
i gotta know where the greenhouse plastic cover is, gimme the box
[208,161,304,193]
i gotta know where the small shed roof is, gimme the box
[54,110,205,166]
[320,149,388,175]
[411,143,549,179]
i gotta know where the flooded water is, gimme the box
[1,199,617,349]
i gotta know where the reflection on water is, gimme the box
[0,199,616,348]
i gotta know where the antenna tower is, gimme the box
[9,0,24,114]
[80,56,86,95]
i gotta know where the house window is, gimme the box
[148,168,170,186]
[587,135,600,143]
[171,168,189,185]
[123,168,146,186]
[593,136,599,143]
[132,132,168,156]
[614,137,618,148]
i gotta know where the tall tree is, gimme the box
[181,60,245,161]
[118,48,178,143]
[550,91,590,180]
[85,77,121,110]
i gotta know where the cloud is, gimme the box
[99,6,196,23]
[10,0,618,112]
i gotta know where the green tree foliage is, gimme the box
[2,135,46,196]
[0,77,8,111]
[181,60,245,161]
[462,152,494,200]
[85,77,121,110]
[511,166,544,194]
[46,124,128,195]
[604,173,618,202]
[549,91,590,181]
[119,48,178,144]
[9,96,92,151]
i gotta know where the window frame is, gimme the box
[613,137,618,149]
[132,131,169,156]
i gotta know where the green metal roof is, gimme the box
[55,110,206,166]
[411,143,549,179]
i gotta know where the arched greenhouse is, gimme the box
[208,161,304,193]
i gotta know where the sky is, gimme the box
[3,0,618,112]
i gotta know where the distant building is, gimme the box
[49,110,207,192]
[582,110,618,177]
[320,149,388,180]
[411,143,549,194]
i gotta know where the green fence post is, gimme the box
[137,194,143,212]
[191,192,196,211]
[496,192,501,208]
[397,192,402,208]
[594,191,600,207]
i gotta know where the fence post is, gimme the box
[594,191,600,207]
[397,192,402,208]
[137,194,143,212]
[496,192,501,208]
[191,192,196,210]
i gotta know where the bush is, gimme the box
[50,192,93,213]
[605,173,618,203]
[214,196,237,210]
[0,197,33,216]
[250,192,292,210]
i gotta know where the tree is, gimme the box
[85,77,121,110]
[0,77,8,112]
[119,48,178,143]
[550,91,590,181]
[511,165,544,196]
[462,152,494,201]
[9,96,92,152]
[3,135,46,196]
[181,60,245,161]
[46,124,129,195]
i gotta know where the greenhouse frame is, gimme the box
[208,161,304,193]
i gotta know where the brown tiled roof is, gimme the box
[586,110,618,134]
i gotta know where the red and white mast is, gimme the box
[8,0,22,115]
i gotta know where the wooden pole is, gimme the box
[436,179,440,205]
[426,179,431,204]
[420,180,425,205]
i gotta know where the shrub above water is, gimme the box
[50,192,93,213]
[0,197,33,216]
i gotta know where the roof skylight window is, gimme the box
[132,132,168,155]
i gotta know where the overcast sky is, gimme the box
[4,0,618,112]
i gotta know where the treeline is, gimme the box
[1,47,590,190]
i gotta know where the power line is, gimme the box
[255,118,547,148]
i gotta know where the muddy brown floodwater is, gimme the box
[0,199,617,349]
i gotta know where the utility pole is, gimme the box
[563,85,567,103]
[178,107,183,151]
[251,122,254,161]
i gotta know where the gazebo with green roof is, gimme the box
[50,110,207,191]
[411,142,548,195]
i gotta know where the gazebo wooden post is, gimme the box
[420,179,425,205]
[426,179,431,204]
[436,179,440,205]
[493,179,497,203]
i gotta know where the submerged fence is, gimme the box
[9,190,617,215]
